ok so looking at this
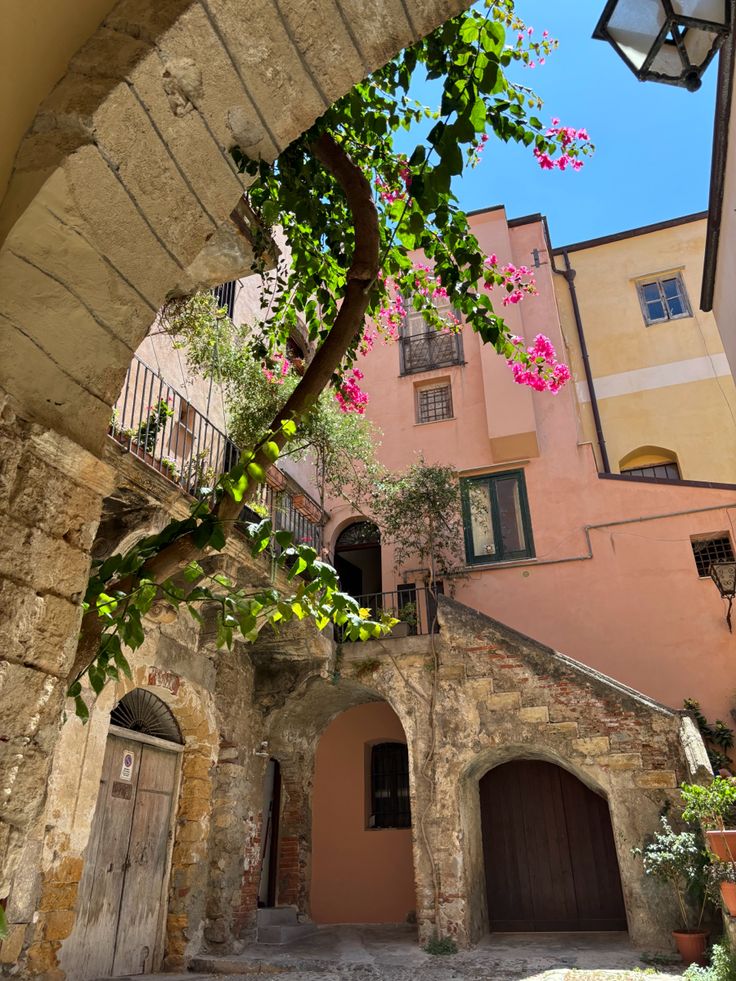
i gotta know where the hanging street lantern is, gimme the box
[593,0,732,92]
[710,560,736,631]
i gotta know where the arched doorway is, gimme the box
[310,702,416,924]
[333,521,382,600]
[480,759,626,932]
[61,690,184,979]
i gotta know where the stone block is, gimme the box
[0,741,53,826]
[634,770,678,789]
[42,909,76,941]
[9,451,101,551]
[0,580,83,676]
[484,692,521,712]
[547,722,579,737]
[0,513,90,597]
[601,753,643,770]
[573,736,611,756]
[0,924,27,965]
[0,661,65,744]
[38,881,79,911]
[519,706,549,724]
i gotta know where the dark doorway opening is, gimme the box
[480,759,627,932]
[258,759,282,908]
[334,521,382,598]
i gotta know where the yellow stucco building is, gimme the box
[551,212,736,483]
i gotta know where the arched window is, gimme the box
[619,446,681,481]
[110,689,183,744]
[334,520,382,599]
[370,742,411,829]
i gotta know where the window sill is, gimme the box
[643,313,693,327]
[414,417,455,426]
[464,556,537,571]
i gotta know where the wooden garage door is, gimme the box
[480,759,627,931]
[61,734,179,979]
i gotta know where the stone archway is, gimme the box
[0,0,473,920]
[478,757,627,933]
[18,665,218,978]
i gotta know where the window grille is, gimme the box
[416,383,453,423]
[621,462,680,480]
[110,689,183,744]
[370,742,411,829]
[212,280,237,319]
[691,535,735,578]
[637,274,691,325]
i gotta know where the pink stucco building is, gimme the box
[326,205,736,729]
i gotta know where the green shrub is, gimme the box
[424,936,458,956]
[684,942,736,981]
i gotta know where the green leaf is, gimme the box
[281,419,297,438]
[274,529,293,548]
[183,560,205,583]
[263,441,280,463]
[75,695,90,722]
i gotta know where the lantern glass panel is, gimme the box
[650,36,687,76]
[712,562,736,596]
[684,27,721,63]
[607,0,666,69]
[671,0,728,26]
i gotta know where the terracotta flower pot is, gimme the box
[672,930,709,966]
[721,882,736,916]
[706,828,736,861]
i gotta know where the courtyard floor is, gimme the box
[127,925,687,981]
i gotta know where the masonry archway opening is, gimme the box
[61,688,184,979]
[334,521,382,601]
[479,759,627,933]
[310,701,416,926]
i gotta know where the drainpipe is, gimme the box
[549,244,611,474]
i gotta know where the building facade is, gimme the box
[555,212,736,482]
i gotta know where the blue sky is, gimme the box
[402,0,718,248]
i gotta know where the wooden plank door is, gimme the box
[111,746,178,975]
[60,735,142,979]
[480,759,627,932]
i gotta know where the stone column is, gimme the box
[276,749,315,914]
[0,392,113,958]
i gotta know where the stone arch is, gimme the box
[258,673,414,918]
[459,747,626,940]
[27,663,218,977]
[0,0,471,455]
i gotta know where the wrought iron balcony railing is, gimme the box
[109,354,322,550]
[399,330,463,375]
[336,585,440,642]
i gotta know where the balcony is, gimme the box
[336,586,440,642]
[109,354,323,550]
[399,330,463,375]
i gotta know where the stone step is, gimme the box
[256,922,318,945]
[256,905,300,927]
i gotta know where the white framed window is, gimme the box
[416,382,453,424]
[637,273,691,325]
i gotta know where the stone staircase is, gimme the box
[255,906,317,945]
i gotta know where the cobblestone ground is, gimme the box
[126,926,686,981]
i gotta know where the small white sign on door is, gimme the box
[120,751,135,781]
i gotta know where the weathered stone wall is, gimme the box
[260,597,711,952]
[0,388,114,959]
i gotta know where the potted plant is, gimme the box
[633,817,710,965]
[706,859,736,918]
[682,777,736,916]
[681,778,736,862]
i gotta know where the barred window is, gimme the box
[621,462,680,480]
[370,742,411,829]
[691,535,735,578]
[416,383,453,424]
